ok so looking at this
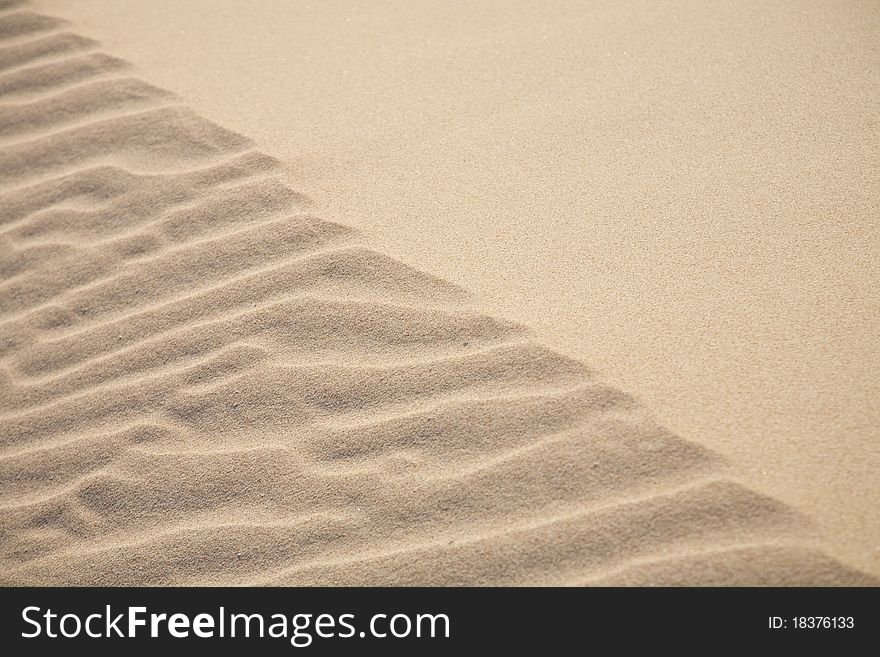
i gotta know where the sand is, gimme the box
[0,0,877,585]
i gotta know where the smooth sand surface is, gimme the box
[0,0,877,584]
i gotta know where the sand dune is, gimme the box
[0,5,875,585]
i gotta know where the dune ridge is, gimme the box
[0,6,874,586]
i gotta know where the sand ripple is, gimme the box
[0,5,874,585]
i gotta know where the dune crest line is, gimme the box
[0,6,874,586]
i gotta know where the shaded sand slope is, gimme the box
[0,6,874,585]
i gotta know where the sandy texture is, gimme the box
[0,2,877,585]
[34,0,880,578]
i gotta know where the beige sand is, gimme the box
[0,0,877,584]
